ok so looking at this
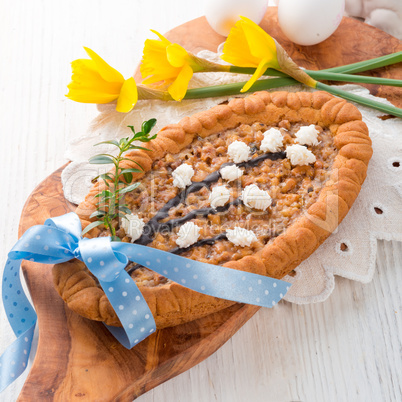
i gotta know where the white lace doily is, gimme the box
[62,50,402,304]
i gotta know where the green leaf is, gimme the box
[100,190,112,197]
[141,118,157,134]
[95,199,111,208]
[127,125,136,135]
[123,172,133,183]
[120,158,144,171]
[119,138,129,150]
[93,139,119,147]
[127,145,152,152]
[119,182,141,194]
[119,206,132,215]
[89,210,106,219]
[100,173,115,181]
[89,155,115,165]
[131,135,155,143]
[82,220,104,235]
[133,131,144,139]
[121,168,142,174]
[93,173,115,186]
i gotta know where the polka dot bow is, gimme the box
[1,212,290,392]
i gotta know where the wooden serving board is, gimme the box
[18,9,401,401]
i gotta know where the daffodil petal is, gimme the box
[150,29,172,46]
[240,17,279,68]
[68,61,123,95]
[65,89,120,103]
[116,77,138,113]
[71,58,97,72]
[141,38,182,82]
[240,58,270,93]
[83,47,124,83]
[221,21,260,67]
[166,43,189,68]
[168,64,193,101]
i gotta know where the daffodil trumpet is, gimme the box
[221,16,317,92]
[66,47,172,112]
[140,29,229,102]
[66,47,139,113]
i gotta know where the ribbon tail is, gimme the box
[78,237,157,349]
[0,324,35,392]
[99,271,156,349]
[1,258,37,392]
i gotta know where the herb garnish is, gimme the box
[82,118,157,240]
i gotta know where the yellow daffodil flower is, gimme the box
[141,30,227,101]
[221,16,316,92]
[66,47,138,113]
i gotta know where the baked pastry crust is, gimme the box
[53,91,372,328]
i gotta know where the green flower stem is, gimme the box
[229,52,402,76]
[319,51,402,74]
[304,71,402,86]
[183,75,402,118]
[316,81,402,118]
[183,77,296,99]
[229,66,402,87]
[229,66,287,77]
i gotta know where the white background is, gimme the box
[0,1,401,401]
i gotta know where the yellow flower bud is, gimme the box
[66,47,138,113]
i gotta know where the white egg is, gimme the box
[278,0,345,46]
[205,0,269,37]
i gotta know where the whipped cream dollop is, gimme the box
[226,227,258,247]
[121,214,145,242]
[241,184,272,211]
[227,140,251,163]
[295,124,320,146]
[176,221,200,248]
[220,164,244,182]
[260,128,284,152]
[286,144,316,166]
[209,185,231,208]
[172,163,194,189]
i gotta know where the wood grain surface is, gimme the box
[1,4,400,401]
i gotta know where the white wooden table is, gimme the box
[1,1,401,401]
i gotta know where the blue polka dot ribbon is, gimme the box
[1,212,290,393]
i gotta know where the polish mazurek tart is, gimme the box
[53,90,372,329]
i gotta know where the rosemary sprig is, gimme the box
[82,118,157,240]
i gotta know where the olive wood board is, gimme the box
[17,8,402,402]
